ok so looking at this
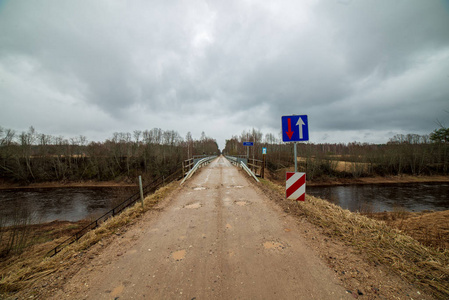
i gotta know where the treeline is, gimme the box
[224,128,449,180]
[0,126,219,184]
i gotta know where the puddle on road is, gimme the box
[110,284,125,298]
[263,241,286,250]
[193,186,206,191]
[172,249,186,261]
[228,185,244,189]
[185,202,202,209]
[223,197,232,206]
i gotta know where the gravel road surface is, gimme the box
[53,156,349,299]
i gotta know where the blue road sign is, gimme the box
[243,142,254,146]
[282,115,309,142]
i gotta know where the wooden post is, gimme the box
[262,153,266,178]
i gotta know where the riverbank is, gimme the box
[0,180,138,190]
[266,169,449,187]
[0,182,179,297]
[2,174,448,190]
[308,174,449,187]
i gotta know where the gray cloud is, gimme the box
[1,0,448,148]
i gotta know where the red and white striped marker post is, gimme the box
[286,172,306,201]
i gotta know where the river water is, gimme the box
[0,187,137,226]
[307,183,449,212]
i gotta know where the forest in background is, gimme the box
[1,125,448,184]
[224,127,449,180]
[0,126,219,184]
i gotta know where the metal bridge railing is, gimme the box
[225,155,261,182]
[225,155,247,166]
[225,156,264,176]
[183,158,195,176]
[244,158,263,177]
[46,167,183,257]
[182,155,217,176]
[181,156,217,184]
[240,161,260,182]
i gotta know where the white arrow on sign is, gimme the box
[296,117,305,139]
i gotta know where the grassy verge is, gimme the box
[365,210,449,251]
[260,178,449,299]
[0,180,179,297]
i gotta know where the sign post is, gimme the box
[282,115,309,200]
[262,147,267,178]
[294,142,297,172]
[243,142,253,161]
[282,114,309,171]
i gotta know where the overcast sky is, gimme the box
[1,0,449,149]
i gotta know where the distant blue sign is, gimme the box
[262,147,267,154]
[282,115,309,142]
[243,142,254,146]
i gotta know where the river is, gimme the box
[307,182,449,212]
[0,186,137,226]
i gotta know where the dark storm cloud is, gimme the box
[321,0,449,78]
[1,0,448,147]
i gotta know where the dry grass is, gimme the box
[296,156,370,173]
[366,210,449,251]
[0,181,179,297]
[333,160,370,173]
[260,178,449,299]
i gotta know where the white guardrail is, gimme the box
[240,161,260,182]
[225,155,259,183]
[180,156,216,185]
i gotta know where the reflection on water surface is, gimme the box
[0,187,136,225]
[307,183,449,212]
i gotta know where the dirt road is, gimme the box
[53,156,348,299]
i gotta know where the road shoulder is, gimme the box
[256,180,434,299]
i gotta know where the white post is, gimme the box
[139,175,144,210]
